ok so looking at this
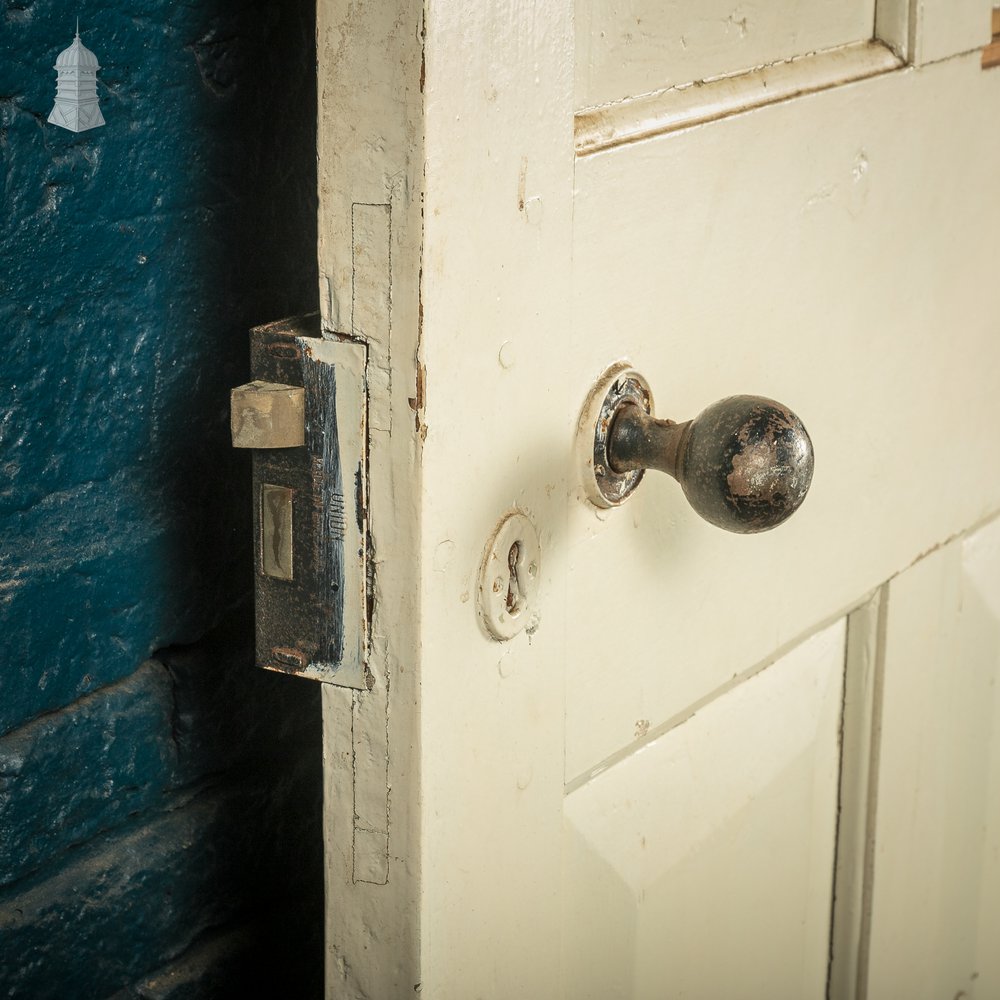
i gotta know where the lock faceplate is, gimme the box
[240,314,369,688]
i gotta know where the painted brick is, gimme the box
[0,761,323,1000]
[0,611,321,892]
[0,658,177,888]
[111,919,325,999]
[111,926,259,1000]
[160,610,323,784]
[0,0,318,734]
[0,0,323,990]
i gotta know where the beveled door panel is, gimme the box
[564,621,845,999]
[863,516,1000,999]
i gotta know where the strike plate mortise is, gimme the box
[231,314,369,689]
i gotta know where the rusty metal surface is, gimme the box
[590,371,653,506]
[605,388,814,533]
[247,315,369,687]
[607,403,685,479]
[230,381,306,449]
[678,395,813,533]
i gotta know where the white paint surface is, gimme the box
[564,621,845,999]
[576,0,876,109]
[912,0,993,65]
[567,52,1000,781]
[876,0,991,64]
[866,517,1000,999]
[317,0,424,994]
[315,0,1000,995]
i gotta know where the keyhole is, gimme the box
[478,511,541,640]
[506,541,522,615]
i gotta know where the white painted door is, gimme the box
[314,0,1000,997]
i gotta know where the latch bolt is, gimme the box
[231,380,305,449]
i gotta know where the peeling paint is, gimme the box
[316,0,424,992]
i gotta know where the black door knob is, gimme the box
[582,368,814,533]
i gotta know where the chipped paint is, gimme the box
[605,390,814,533]
[316,0,425,993]
[408,361,427,438]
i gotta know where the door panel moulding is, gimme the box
[575,0,995,156]
[826,589,888,1000]
[564,588,880,794]
[575,41,902,157]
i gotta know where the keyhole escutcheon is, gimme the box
[478,511,542,641]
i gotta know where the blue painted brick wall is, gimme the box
[0,1,323,995]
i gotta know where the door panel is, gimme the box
[567,52,1000,780]
[564,620,845,999]
[575,0,993,113]
[865,515,1000,999]
[576,0,876,109]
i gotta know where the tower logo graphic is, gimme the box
[48,21,105,133]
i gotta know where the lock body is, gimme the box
[237,315,369,689]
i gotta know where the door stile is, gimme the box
[317,0,579,995]
[317,1,425,996]
[417,1,576,996]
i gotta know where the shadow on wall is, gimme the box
[0,1,323,996]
